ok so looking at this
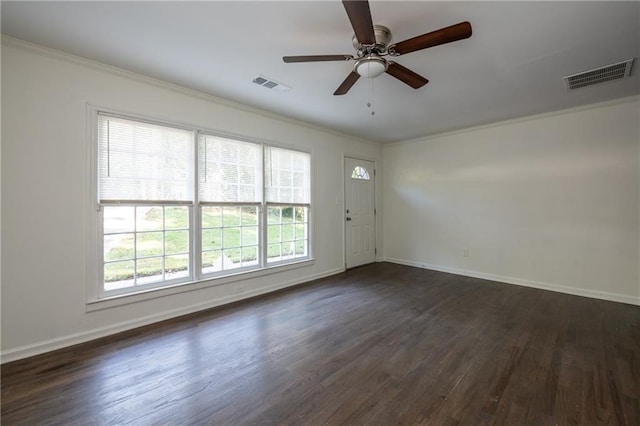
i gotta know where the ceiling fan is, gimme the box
[283,0,472,95]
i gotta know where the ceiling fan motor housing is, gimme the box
[352,24,392,53]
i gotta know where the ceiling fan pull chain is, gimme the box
[369,77,375,116]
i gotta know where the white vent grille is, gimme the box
[564,59,634,91]
[252,74,291,93]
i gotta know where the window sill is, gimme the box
[86,258,315,312]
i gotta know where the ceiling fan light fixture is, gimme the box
[355,55,388,78]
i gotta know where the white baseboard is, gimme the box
[1,267,345,364]
[382,257,640,306]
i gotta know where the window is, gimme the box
[98,115,194,294]
[267,206,309,263]
[201,206,259,273]
[199,135,261,274]
[96,112,311,298]
[351,165,370,180]
[265,146,310,264]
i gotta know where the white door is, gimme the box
[345,157,376,268]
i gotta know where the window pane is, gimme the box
[281,207,294,221]
[223,227,240,248]
[202,206,222,228]
[267,207,281,224]
[165,230,188,255]
[294,207,306,222]
[202,250,222,270]
[137,257,163,284]
[166,255,189,279]
[223,249,241,269]
[267,244,281,261]
[137,232,163,257]
[242,226,258,245]
[136,206,163,231]
[295,240,307,256]
[241,207,258,225]
[281,224,294,242]
[223,207,241,226]
[104,233,134,262]
[166,206,189,229]
[202,228,222,251]
[294,224,305,240]
[104,206,135,234]
[242,246,258,266]
[351,166,370,180]
[267,225,281,243]
[104,260,135,286]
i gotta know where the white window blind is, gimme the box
[97,115,194,202]
[198,134,261,203]
[265,146,310,204]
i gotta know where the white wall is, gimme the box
[383,97,640,305]
[0,38,383,361]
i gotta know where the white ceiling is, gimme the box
[2,1,639,143]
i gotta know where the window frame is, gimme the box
[87,105,313,304]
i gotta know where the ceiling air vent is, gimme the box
[252,74,291,93]
[564,58,634,91]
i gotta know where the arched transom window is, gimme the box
[351,166,370,180]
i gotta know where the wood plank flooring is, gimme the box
[2,262,639,425]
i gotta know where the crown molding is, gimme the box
[387,94,640,148]
[1,35,378,147]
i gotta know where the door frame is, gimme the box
[343,154,378,269]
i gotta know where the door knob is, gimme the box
[346,217,352,221]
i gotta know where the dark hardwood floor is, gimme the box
[2,262,639,425]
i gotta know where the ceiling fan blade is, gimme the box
[390,21,472,56]
[334,72,361,95]
[386,62,429,89]
[342,0,376,45]
[283,55,354,63]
